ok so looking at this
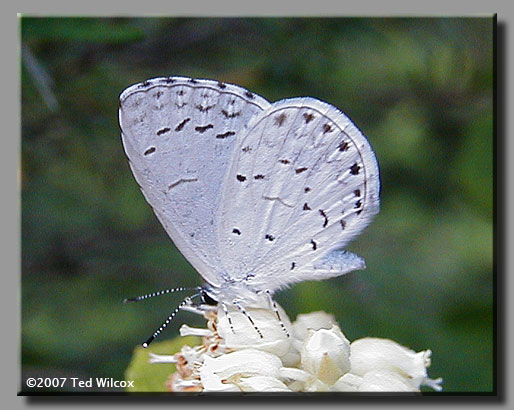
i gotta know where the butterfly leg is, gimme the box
[232,300,263,339]
[220,301,236,334]
[264,290,290,338]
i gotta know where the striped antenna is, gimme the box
[142,292,201,348]
[123,286,199,303]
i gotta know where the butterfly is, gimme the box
[119,76,380,347]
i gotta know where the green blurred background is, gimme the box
[21,17,493,393]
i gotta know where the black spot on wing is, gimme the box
[175,118,191,132]
[144,147,156,156]
[156,127,171,136]
[195,104,215,113]
[274,113,287,126]
[323,123,333,134]
[350,163,361,175]
[216,131,236,139]
[221,109,241,118]
[338,141,350,152]
[303,113,315,123]
[319,209,328,228]
[195,124,214,133]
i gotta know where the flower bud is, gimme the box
[301,325,351,385]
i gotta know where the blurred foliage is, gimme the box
[21,17,494,393]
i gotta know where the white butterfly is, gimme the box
[119,76,380,347]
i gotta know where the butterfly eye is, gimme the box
[201,290,218,306]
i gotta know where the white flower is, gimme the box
[153,303,442,393]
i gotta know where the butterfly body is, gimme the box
[204,281,271,309]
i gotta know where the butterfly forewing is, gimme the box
[119,77,270,286]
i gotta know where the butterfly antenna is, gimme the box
[123,286,199,303]
[142,292,200,348]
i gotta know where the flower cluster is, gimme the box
[150,304,442,392]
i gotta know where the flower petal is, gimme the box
[350,337,430,388]
[293,311,337,340]
[331,373,362,392]
[359,370,418,392]
[199,349,283,392]
[236,376,291,392]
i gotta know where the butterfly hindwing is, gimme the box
[218,97,380,290]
